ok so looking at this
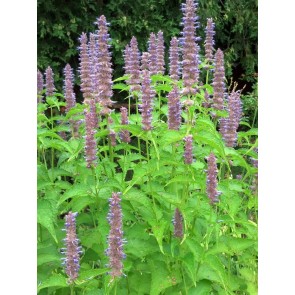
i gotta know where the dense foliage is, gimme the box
[37,0,258,88]
[37,0,258,294]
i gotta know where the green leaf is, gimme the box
[158,130,184,147]
[182,252,197,285]
[151,220,168,254]
[37,253,61,267]
[57,183,90,206]
[77,269,109,281]
[37,199,58,243]
[188,280,212,295]
[148,260,175,295]
[37,273,68,292]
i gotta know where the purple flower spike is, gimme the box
[168,85,182,130]
[95,15,114,115]
[183,135,193,164]
[180,0,200,95]
[89,33,99,101]
[128,37,141,93]
[45,66,56,97]
[106,192,126,278]
[79,33,93,104]
[63,64,76,113]
[139,70,155,131]
[173,208,184,239]
[148,33,158,76]
[156,31,165,75]
[84,99,97,168]
[37,70,44,103]
[119,107,131,143]
[219,90,243,147]
[206,153,220,204]
[212,49,226,111]
[62,212,81,283]
[141,52,150,71]
[204,18,215,63]
[169,37,180,81]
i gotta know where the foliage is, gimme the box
[37,1,258,293]
[37,85,258,294]
[37,0,257,90]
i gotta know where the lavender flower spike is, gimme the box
[79,33,93,104]
[212,48,226,111]
[84,99,97,168]
[206,153,221,204]
[173,208,184,239]
[127,37,142,93]
[180,0,201,95]
[183,135,193,164]
[63,64,76,113]
[219,90,243,147]
[45,66,56,97]
[169,37,180,81]
[168,85,182,130]
[156,31,165,75]
[62,212,82,283]
[148,33,158,76]
[106,192,126,278]
[141,52,150,71]
[95,15,114,115]
[37,70,44,103]
[139,69,155,131]
[204,18,215,63]
[119,107,131,143]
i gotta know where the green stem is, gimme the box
[70,284,75,295]
[252,105,258,128]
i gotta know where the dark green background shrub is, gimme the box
[37,0,257,92]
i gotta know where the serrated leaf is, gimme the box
[151,220,168,254]
[188,280,212,295]
[37,273,68,292]
[148,260,176,295]
[37,253,61,267]
[158,130,184,147]
[37,199,57,243]
[77,269,109,281]
[57,183,90,206]
[67,195,95,212]
[219,236,257,253]
[183,252,197,285]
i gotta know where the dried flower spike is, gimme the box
[106,192,126,278]
[206,153,221,204]
[61,212,82,283]
[173,208,184,239]
[183,135,193,164]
